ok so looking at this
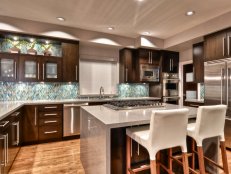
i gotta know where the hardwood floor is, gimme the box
[9,139,85,174]
[9,139,231,174]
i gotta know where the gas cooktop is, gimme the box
[103,100,165,110]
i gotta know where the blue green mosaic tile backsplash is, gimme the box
[0,82,149,101]
[118,83,149,97]
[0,82,79,101]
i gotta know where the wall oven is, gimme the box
[162,73,179,104]
[140,64,159,82]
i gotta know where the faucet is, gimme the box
[99,86,104,98]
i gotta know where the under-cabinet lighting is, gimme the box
[45,40,50,44]
[30,38,34,43]
[13,36,18,41]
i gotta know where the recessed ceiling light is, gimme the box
[143,32,150,35]
[185,11,195,16]
[136,0,144,2]
[56,17,65,21]
[108,27,115,30]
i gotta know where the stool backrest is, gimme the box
[149,108,189,152]
[195,105,227,141]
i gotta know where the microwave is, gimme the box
[140,64,160,82]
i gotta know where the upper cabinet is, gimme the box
[62,42,79,82]
[204,29,231,61]
[0,53,19,82]
[162,51,179,73]
[19,55,62,82]
[193,42,204,83]
[119,48,136,83]
[138,48,161,65]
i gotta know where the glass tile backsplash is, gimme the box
[0,82,79,101]
[118,83,149,97]
[0,82,149,101]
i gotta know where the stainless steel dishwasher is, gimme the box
[63,103,88,137]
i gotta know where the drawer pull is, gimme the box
[44,131,58,134]
[44,120,58,124]
[189,104,200,107]
[44,113,58,116]
[44,106,58,109]
[0,121,9,128]
[11,112,20,117]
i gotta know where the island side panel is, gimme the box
[80,108,108,174]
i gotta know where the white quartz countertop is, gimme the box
[81,104,198,128]
[0,97,160,120]
[185,99,204,103]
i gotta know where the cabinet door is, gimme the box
[193,42,204,83]
[19,55,39,82]
[119,48,135,83]
[139,49,150,64]
[162,51,179,73]
[42,56,62,82]
[171,52,179,73]
[150,50,161,65]
[23,105,38,144]
[0,53,18,82]
[62,43,79,82]
[204,31,227,61]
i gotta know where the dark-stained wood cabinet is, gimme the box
[119,48,136,83]
[193,42,204,83]
[22,104,63,144]
[204,30,227,61]
[62,42,79,82]
[137,48,161,65]
[23,105,39,144]
[162,51,179,73]
[19,55,62,82]
[0,53,19,82]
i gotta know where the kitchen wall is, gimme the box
[179,48,192,62]
[0,82,149,101]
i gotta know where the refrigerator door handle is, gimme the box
[221,68,225,104]
[228,68,230,106]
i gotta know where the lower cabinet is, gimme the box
[0,109,22,174]
[23,104,63,145]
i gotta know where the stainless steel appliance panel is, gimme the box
[227,62,231,117]
[204,62,226,105]
[140,64,159,82]
[63,103,88,137]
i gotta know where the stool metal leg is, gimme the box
[197,146,206,174]
[126,136,131,174]
[150,160,157,174]
[182,152,190,174]
[220,141,229,174]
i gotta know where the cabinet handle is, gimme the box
[12,122,20,145]
[38,63,40,80]
[171,59,173,71]
[170,59,171,71]
[2,134,8,166]
[76,65,78,81]
[189,104,200,107]
[227,68,230,106]
[11,112,20,117]
[221,68,224,104]
[148,52,150,64]
[44,130,58,134]
[43,63,45,80]
[14,62,17,79]
[44,106,58,109]
[44,113,58,116]
[223,37,225,56]
[35,107,37,126]
[228,36,230,56]
[125,68,128,82]
[0,121,9,128]
[44,120,58,124]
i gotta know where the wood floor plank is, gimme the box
[9,139,85,174]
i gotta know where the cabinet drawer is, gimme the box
[39,125,62,141]
[39,117,62,126]
[39,111,62,118]
[38,104,63,112]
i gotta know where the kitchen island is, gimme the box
[80,104,198,174]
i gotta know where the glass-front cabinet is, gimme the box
[43,56,62,82]
[19,55,62,82]
[19,55,39,82]
[0,53,19,82]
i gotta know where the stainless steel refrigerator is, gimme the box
[204,58,231,148]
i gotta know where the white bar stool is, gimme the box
[126,108,189,174]
[187,105,229,174]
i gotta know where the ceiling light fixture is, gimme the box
[136,0,144,2]
[185,11,195,16]
[143,32,150,35]
[108,27,115,30]
[56,17,65,21]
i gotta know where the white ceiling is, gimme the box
[0,0,231,39]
